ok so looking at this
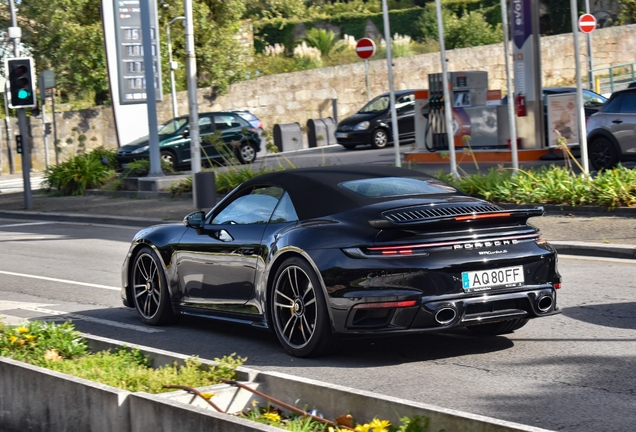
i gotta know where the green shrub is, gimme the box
[121,159,175,178]
[43,151,115,196]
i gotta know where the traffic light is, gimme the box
[5,57,36,109]
[16,135,23,154]
[45,123,52,135]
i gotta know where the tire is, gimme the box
[270,257,337,357]
[341,143,357,150]
[130,246,174,326]
[466,318,528,336]
[371,129,389,149]
[160,150,177,170]
[589,137,619,171]
[236,141,257,164]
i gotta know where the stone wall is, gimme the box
[2,24,635,174]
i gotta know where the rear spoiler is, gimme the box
[368,206,545,229]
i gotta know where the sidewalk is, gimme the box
[1,188,635,260]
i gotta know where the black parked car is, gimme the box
[121,165,561,357]
[586,87,636,170]
[335,90,419,150]
[116,112,261,170]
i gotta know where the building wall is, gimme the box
[1,23,635,174]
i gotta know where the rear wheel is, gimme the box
[130,246,174,325]
[371,129,389,149]
[466,318,528,336]
[270,257,337,357]
[236,141,257,164]
[589,137,619,171]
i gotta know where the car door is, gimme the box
[174,186,284,307]
[210,114,246,158]
[396,93,415,140]
[603,92,636,154]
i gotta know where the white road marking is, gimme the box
[0,270,121,291]
[0,300,163,333]
[0,222,50,228]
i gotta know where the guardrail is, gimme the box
[591,62,636,95]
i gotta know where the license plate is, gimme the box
[461,265,524,292]
[335,132,348,138]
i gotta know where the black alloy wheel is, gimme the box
[236,141,257,164]
[371,129,389,149]
[466,318,528,336]
[160,150,178,170]
[130,246,174,325]
[270,257,336,357]
[589,137,619,171]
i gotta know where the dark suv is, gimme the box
[586,88,636,170]
[116,112,261,169]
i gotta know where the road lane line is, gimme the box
[0,270,121,291]
[0,222,50,228]
[21,306,163,333]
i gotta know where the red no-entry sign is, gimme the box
[579,14,597,33]
[356,38,376,60]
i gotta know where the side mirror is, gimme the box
[183,211,205,230]
[182,128,190,137]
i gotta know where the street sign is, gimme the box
[355,38,376,60]
[579,13,597,33]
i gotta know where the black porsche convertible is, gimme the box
[121,165,561,357]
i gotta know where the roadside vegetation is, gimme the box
[1,319,435,431]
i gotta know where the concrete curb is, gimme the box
[0,333,554,432]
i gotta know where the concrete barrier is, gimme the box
[0,334,554,432]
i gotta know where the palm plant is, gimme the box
[302,28,345,57]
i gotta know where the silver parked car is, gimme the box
[586,87,636,171]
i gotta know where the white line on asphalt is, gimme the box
[21,306,163,333]
[0,270,121,291]
[0,222,50,228]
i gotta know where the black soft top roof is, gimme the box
[240,165,442,220]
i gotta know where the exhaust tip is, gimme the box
[434,306,457,325]
[537,295,553,312]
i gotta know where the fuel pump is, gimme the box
[427,73,448,151]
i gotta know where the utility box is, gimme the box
[306,117,336,148]
[273,122,303,152]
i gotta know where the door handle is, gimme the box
[612,119,623,124]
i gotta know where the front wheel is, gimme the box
[371,129,389,149]
[236,141,257,164]
[589,137,619,171]
[160,150,178,170]
[466,318,528,336]
[270,257,337,357]
[130,246,174,325]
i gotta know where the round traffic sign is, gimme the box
[355,38,376,60]
[579,13,597,33]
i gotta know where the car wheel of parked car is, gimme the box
[371,129,389,149]
[466,318,528,336]
[130,246,174,326]
[236,141,257,164]
[161,150,177,170]
[589,137,619,171]
[270,257,336,357]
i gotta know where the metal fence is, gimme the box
[591,62,636,95]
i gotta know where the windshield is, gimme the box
[158,118,188,135]
[340,177,456,197]
[583,90,607,106]
[359,95,389,113]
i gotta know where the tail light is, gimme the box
[258,121,263,128]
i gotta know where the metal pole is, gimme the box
[4,83,15,174]
[364,59,370,101]
[52,89,59,165]
[501,0,518,172]
[167,16,185,118]
[381,0,401,167]
[585,0,594,89]
[41,99,49,168]
[435,0,458,178]
[184,0,201,208]
[140,0,163,177]
[571,0,589,175]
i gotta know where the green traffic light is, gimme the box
[17,89,30,100]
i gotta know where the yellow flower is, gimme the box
[369,418,391,432]
[251,399,259,407]
[25,335,37,341]
[9,335,17,343]
[355,425,371,432]
[261,412,281,422]
[199,392,214,400]
[16,327,29,334]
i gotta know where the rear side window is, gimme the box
[340,177,456,197]
[618,92,636,113]
[214,115,242,130]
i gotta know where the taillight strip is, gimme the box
[455,212,511,221]
[368,233,540,252]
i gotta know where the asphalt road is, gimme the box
[0,218,634,432]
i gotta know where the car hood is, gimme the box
[120,135,150,150]
[337,112,385,128]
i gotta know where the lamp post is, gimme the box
[167,16,185,118]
